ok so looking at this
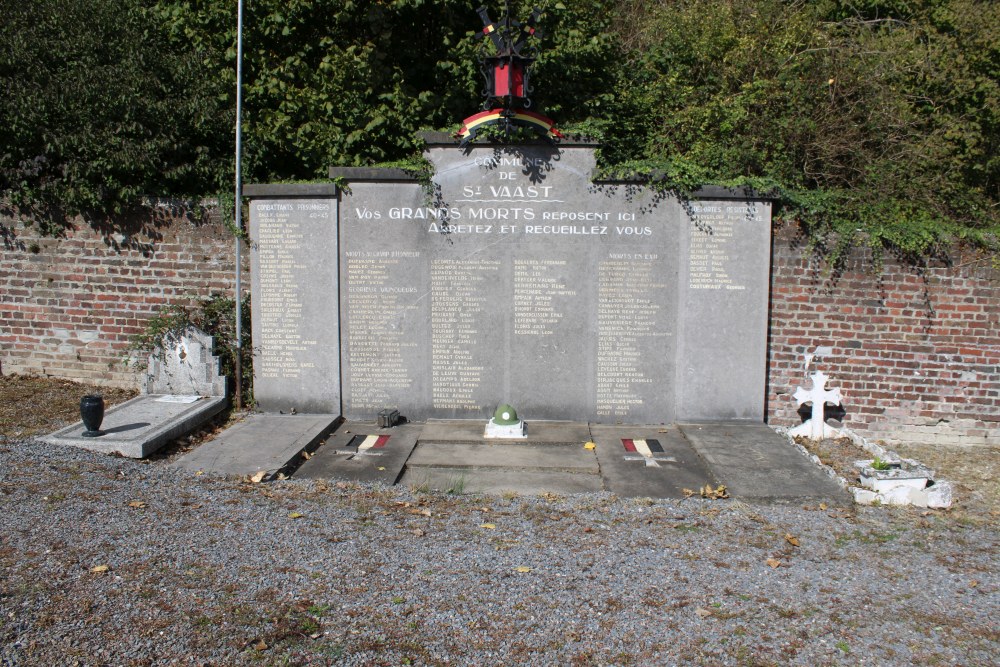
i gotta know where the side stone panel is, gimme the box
[247,188,340,414]
[675,197,773,420]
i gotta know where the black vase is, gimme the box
[80,394,105,437]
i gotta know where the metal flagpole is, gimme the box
[233,0,245,410]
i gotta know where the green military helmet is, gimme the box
[492,403,519,425]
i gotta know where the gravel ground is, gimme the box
[1,437,997,666]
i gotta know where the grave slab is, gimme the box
[418,420,592,444]
[405,441,599,472]
[678,422,849,503]
[294,421,421,485]
[398,467,603,496]
[591,424,718,499]
[173,413,337,478]
[46,326,230,459]
[400,440,602,496]
[43,395,227,459]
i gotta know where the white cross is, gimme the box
[792,371,842,440]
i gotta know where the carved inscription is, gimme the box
[595,256,667,418]
[430,259,499,411]
[344,251,420,412]
[255,202,323,379]
[688,204,763,291]
[513,259,577,336]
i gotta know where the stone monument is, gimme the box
[246,137,772,424]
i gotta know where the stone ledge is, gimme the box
[327,167,420,182]
[243,183,339,197]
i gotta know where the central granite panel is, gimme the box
[339,145,680,422]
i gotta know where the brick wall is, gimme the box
[0,210,239,387]
[767,221,1000,447]
[2,211,997,446]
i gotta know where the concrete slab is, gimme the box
[400,437,602,496]
[295,421,421,485]
[406,441,598,472]
[399,468,603,496]
[678,422,849,503]
[173,413,337,478]
[418,420,592,444]
[591,424,719,499]
[285,420,849,502]
[43,395,228,459]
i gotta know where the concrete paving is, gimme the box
[399,438,602,495]
[400,468,604,495]
[44,395,228,459]
[591,424,718,499]
[418,420,592,443]
[679,422,847,503]
[295,421,421,485]
[185,416,850,503]
[173,413,337,478]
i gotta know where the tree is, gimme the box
[0,0,232,233]
[607,0,999,260]
[2,0,996,260]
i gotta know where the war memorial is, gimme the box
[246,140,772,427]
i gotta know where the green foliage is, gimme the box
[0,0,232,233]
[870,457,893,471]
[128,294,253,406]
[609,0,999,261]
[2,0,997,262]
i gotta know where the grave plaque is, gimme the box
[247,187,340,413]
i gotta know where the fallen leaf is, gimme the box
[969,579,979,588]
[301,451,312,460]
[412,528,426,537]
[408,508,432,517]
[583,441,596,450]
[514,566,532,573]
[249,470,267,484]
[699,484,730,500]
[377,466,386,471]
[583,527,593,533]
[695,607,712,618]
[658,428,669,433]
[819,503,828,511]
[288,512,304,519]
[127,500,146,509]
[682,488,696,498]
[90,564,109,574]
[254,639,268,651]
[480,523,496,530]
[276,472,287,481]
[195,470,204,476]
[766,558,781,569]
[785,533,800,547]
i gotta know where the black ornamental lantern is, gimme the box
[456,2,562,146]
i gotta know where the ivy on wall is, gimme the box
[1,0,996,262]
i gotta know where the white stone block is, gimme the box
[852,488,880,505]
[860,475,928,493]
[484,419,527,439]
[926,481,954,509]
[872,486,902,505]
